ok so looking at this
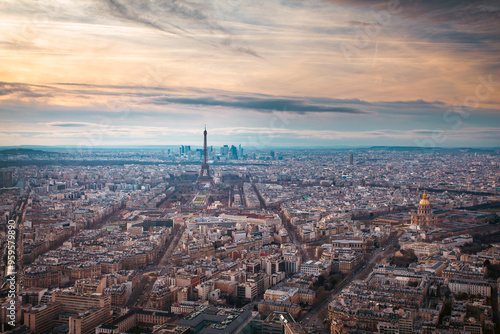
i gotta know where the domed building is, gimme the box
[411,191,439,226]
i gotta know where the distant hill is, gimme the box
[369,146,498,152]
[0,148,57,155]
[369,146,431,150]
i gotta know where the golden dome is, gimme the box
[419,191,430,206]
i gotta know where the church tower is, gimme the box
[411,191,437,226]
[417,191,431,215]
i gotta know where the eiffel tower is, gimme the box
[198,126,213,183]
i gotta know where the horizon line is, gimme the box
[0,145,499,150]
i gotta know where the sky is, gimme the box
[1,0,499,149]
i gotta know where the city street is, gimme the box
[301,231,401,332]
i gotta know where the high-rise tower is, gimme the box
[199,126,213,182]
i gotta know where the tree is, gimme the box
[314,275,325,288]
[439,298,452,324]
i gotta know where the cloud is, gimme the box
[47,122,91,127]
[323,0,500,60]
[2,81,366,114]
[325,0,499,20]
[151,95,364,114]
[0,82,52,98]
[4,81,499,119]
[325,0,500,36]
[97,0,260,57]
[55,82,176,91]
